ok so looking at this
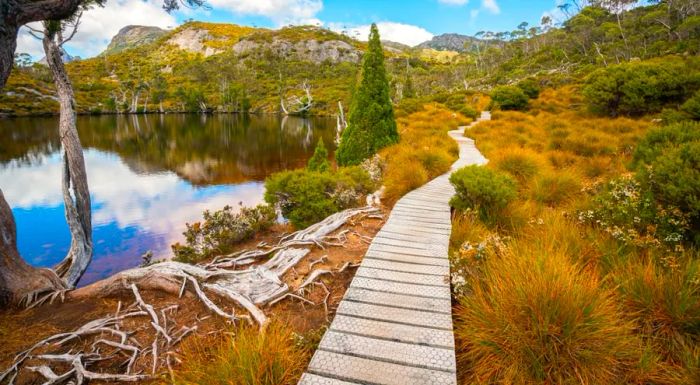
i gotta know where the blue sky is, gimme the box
[17,0,566,59]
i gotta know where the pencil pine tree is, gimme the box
[307,138,330,172]
[336,23,398,166]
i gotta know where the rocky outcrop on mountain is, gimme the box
[416,33,479,52]
[382,40,410,54]
[232,37,361,64]
[103,25,167,55]
[166,27,223,57]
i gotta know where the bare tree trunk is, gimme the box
[0,190,66,307]
[43,31,92,289]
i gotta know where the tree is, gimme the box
[0,5,98,306]
[307,139,330,172]
[335,23,398,166]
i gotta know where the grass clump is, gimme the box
[172,322,309,385]
[530,170,581,206]
[449,165,517,223]
[490,146,545,183]
[454,239,639,385]
[172,204,276,264]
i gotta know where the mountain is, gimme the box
[102,25,168,55]
[37,47,80,65]
[416,33,480,52]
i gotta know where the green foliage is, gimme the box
[171,204,276,263]
[306,139,330,172]
[264,167,374,228]
[583,58,699,116]
[491,85,529,111]
[681,90,700,120]
[578,176,690,249]
[449,165,517,222]
[516,78,540,99]
[336,24,398,166]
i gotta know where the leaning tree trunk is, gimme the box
[0,190,66,307]
[43,32,93,289]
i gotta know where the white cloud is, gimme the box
[208,0,323,25]
[335,22,434,47]
[482,0,500,14]
[438,0,469,5]
[15,0,176,59]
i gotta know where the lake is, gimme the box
[0,114,337,286]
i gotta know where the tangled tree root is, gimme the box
[1,205,382,384]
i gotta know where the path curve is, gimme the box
[298,112,490,385]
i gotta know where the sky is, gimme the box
[16,0,568,60]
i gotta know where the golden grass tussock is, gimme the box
[490,146,548,184]
[171,322,309,385]
[612,255,700,364]
[454,236,639,385]
[381,103,469,204]
[450,85,699,384]
[529,169,582,207]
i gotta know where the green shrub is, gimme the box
[681,90,700,120]
[583,59,694,116]
[578,176,690,249]
[633,121,700,167]
[644,141,700,228]
[264,167,374,228]
[172,204,276,263]
[517,78,541,99]
[491,85,529,111]
[449,166,517,221]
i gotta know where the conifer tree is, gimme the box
[307,139,330,172]
[336,24,398,166]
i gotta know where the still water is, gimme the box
[0,114,336,285]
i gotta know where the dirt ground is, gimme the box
[0,209,386,384]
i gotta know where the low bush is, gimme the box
[264,166,374,229]
[632,121,700,167]
[578,176,690,249]
[449,166,517,222]
[517,78,541,99]
[172,322,309,385]
[172,204,276,264]
[681,90,700,120]
[490,85,529,111]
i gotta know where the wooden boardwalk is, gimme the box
[298,112,490,385]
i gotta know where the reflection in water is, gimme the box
[0,114,335,285]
